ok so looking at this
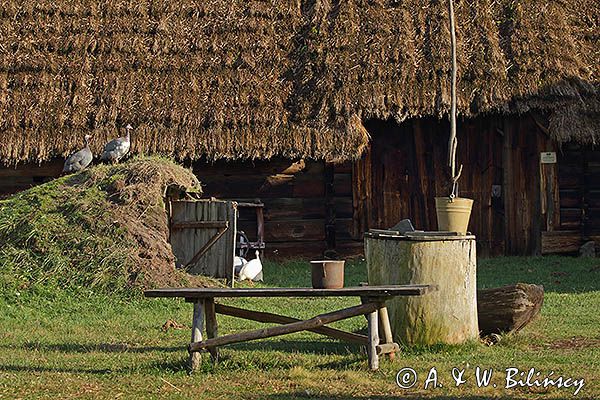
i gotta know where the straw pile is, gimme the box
[0,0,597,164]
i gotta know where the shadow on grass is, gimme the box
[0,364,119,375]
[228,339,363,356]
[0,342,182,354]
[264,395,584,400]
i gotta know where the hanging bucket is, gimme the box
[311,260,345,289]
[435,197,473,234]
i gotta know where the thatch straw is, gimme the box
[0,0,597,164]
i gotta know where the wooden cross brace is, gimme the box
[187,298,399,372]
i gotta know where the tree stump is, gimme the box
[365,232,478,345]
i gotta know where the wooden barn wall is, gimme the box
[191,158,357,258]
[358,114,556,256]
[1,117,595,258]
[542,142,600,253]
[0,160,63,198]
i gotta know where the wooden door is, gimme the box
[169,200,237,281]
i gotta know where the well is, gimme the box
[365,231,478,345]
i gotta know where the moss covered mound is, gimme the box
[0,157,220,295]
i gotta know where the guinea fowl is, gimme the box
[63,135,93,174]
[101,124,132,163]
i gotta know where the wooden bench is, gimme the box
[144,285,436,371]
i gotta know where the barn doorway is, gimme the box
[358,116,508,256]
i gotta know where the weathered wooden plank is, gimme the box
[541,230,583,254]
[352,144,372,240]
[189,302,382,352]
[214,303,368,345]
[204,298,219,362]
[171,221,228,229]
[325,163,336,252]
[366,307,379,370]
[238,219,325,242]
[147,285,435,299]
[170,201,192,268]
[189,300,205,371]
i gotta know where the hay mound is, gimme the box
[0,157,221,295]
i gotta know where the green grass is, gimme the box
[0,157,206,296]
[1,256,599,399]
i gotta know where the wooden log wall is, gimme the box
[542,142,600,254]
[0,159,63,198]
[192,158,357,258]
[360,116,507,256]
[359,114,557,256]
[2,115,595,258]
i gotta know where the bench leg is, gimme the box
[367,307,380,371]
[204,298,219,363]
[379,306,396,360]
[189,300,205,372]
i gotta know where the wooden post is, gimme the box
[502,118,514,255]
[352,145,372,239]
[367,306,380,370]
[378,306,396,360]
[324,162,336,252]
[189,300,205,372]
[204,298,219,363]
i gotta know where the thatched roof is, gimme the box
[1,0,598,163]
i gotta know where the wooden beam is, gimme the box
[352,145,372,239]
[204,299,219,362]
[376,342,400,356]
[477,284,544,336]
[366,307,380,370]
[189,302,381,352]
[171,221,228,230]
[214,303,368,345]
[185,226,228,269]
[146,285,436,299]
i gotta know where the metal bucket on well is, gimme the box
[311,260,345,289]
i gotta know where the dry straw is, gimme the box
[0,0,597,164]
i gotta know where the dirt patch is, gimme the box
[532,337,600,350]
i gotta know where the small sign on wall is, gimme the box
[540,152,557,164]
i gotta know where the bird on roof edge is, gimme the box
[63,134,93,174]
[101,124,132,164]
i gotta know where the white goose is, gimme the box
[238,250,263,282]
[234,256,247,277]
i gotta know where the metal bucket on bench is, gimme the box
[311,260,345,289]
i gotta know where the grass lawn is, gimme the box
[1,256,599,399]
